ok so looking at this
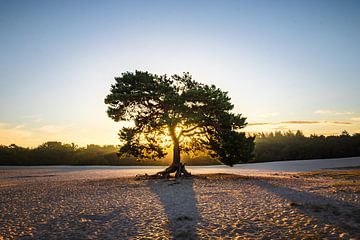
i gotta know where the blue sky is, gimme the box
[1,0,360,146]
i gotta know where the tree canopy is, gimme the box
[104,71,254,170]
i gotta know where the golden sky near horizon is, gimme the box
[1,112,360,147]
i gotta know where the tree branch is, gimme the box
[178,125,200,138]
[183,129,207,137]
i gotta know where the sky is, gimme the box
[0,0,360,147]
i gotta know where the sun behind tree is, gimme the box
[105,71,254,177]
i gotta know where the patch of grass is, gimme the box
[195,173,252,180]
[332,180,360,187]
[300,170,360,180]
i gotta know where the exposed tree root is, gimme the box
[135,163,192,180]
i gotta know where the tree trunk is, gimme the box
[153,126,191,178]
[171,137,181,167]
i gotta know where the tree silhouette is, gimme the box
[104,71,254,177]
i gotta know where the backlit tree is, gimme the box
[105,71,254,177]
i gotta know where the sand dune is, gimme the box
[1,170,359,239]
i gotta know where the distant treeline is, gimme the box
[254,130,360,162]
[0,142,218,166]
[0,143,123,165]
[0,130,359,165]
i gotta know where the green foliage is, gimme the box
[209,131,255,166]
[0,142,216,165]
[254,131,360,162]
[0,142,121,165]
[104,71,254,166]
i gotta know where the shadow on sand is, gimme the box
[254,179,360,238]
[147,178,200,240]
[31,207,141,239]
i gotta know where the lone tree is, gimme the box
[105,71,254,177]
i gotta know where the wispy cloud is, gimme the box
[0,124,32,141]
[246,118,360,136]
[350,117,360,121]
[272,126,290,131]
[247,120,321,126]
[246,112,279,118]
[22,114,43,123]
[0,123,71,146]
[330,121,352,125]
[0,121,119,147]
[280,121,320,124]
[247,122,270,126]
[37,124,69,134]
[314,110,354,115]
[248,120,355,126]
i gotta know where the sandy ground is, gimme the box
[0,171,360,239]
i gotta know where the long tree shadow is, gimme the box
[147,178,200,240]
[253,179,360,237]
